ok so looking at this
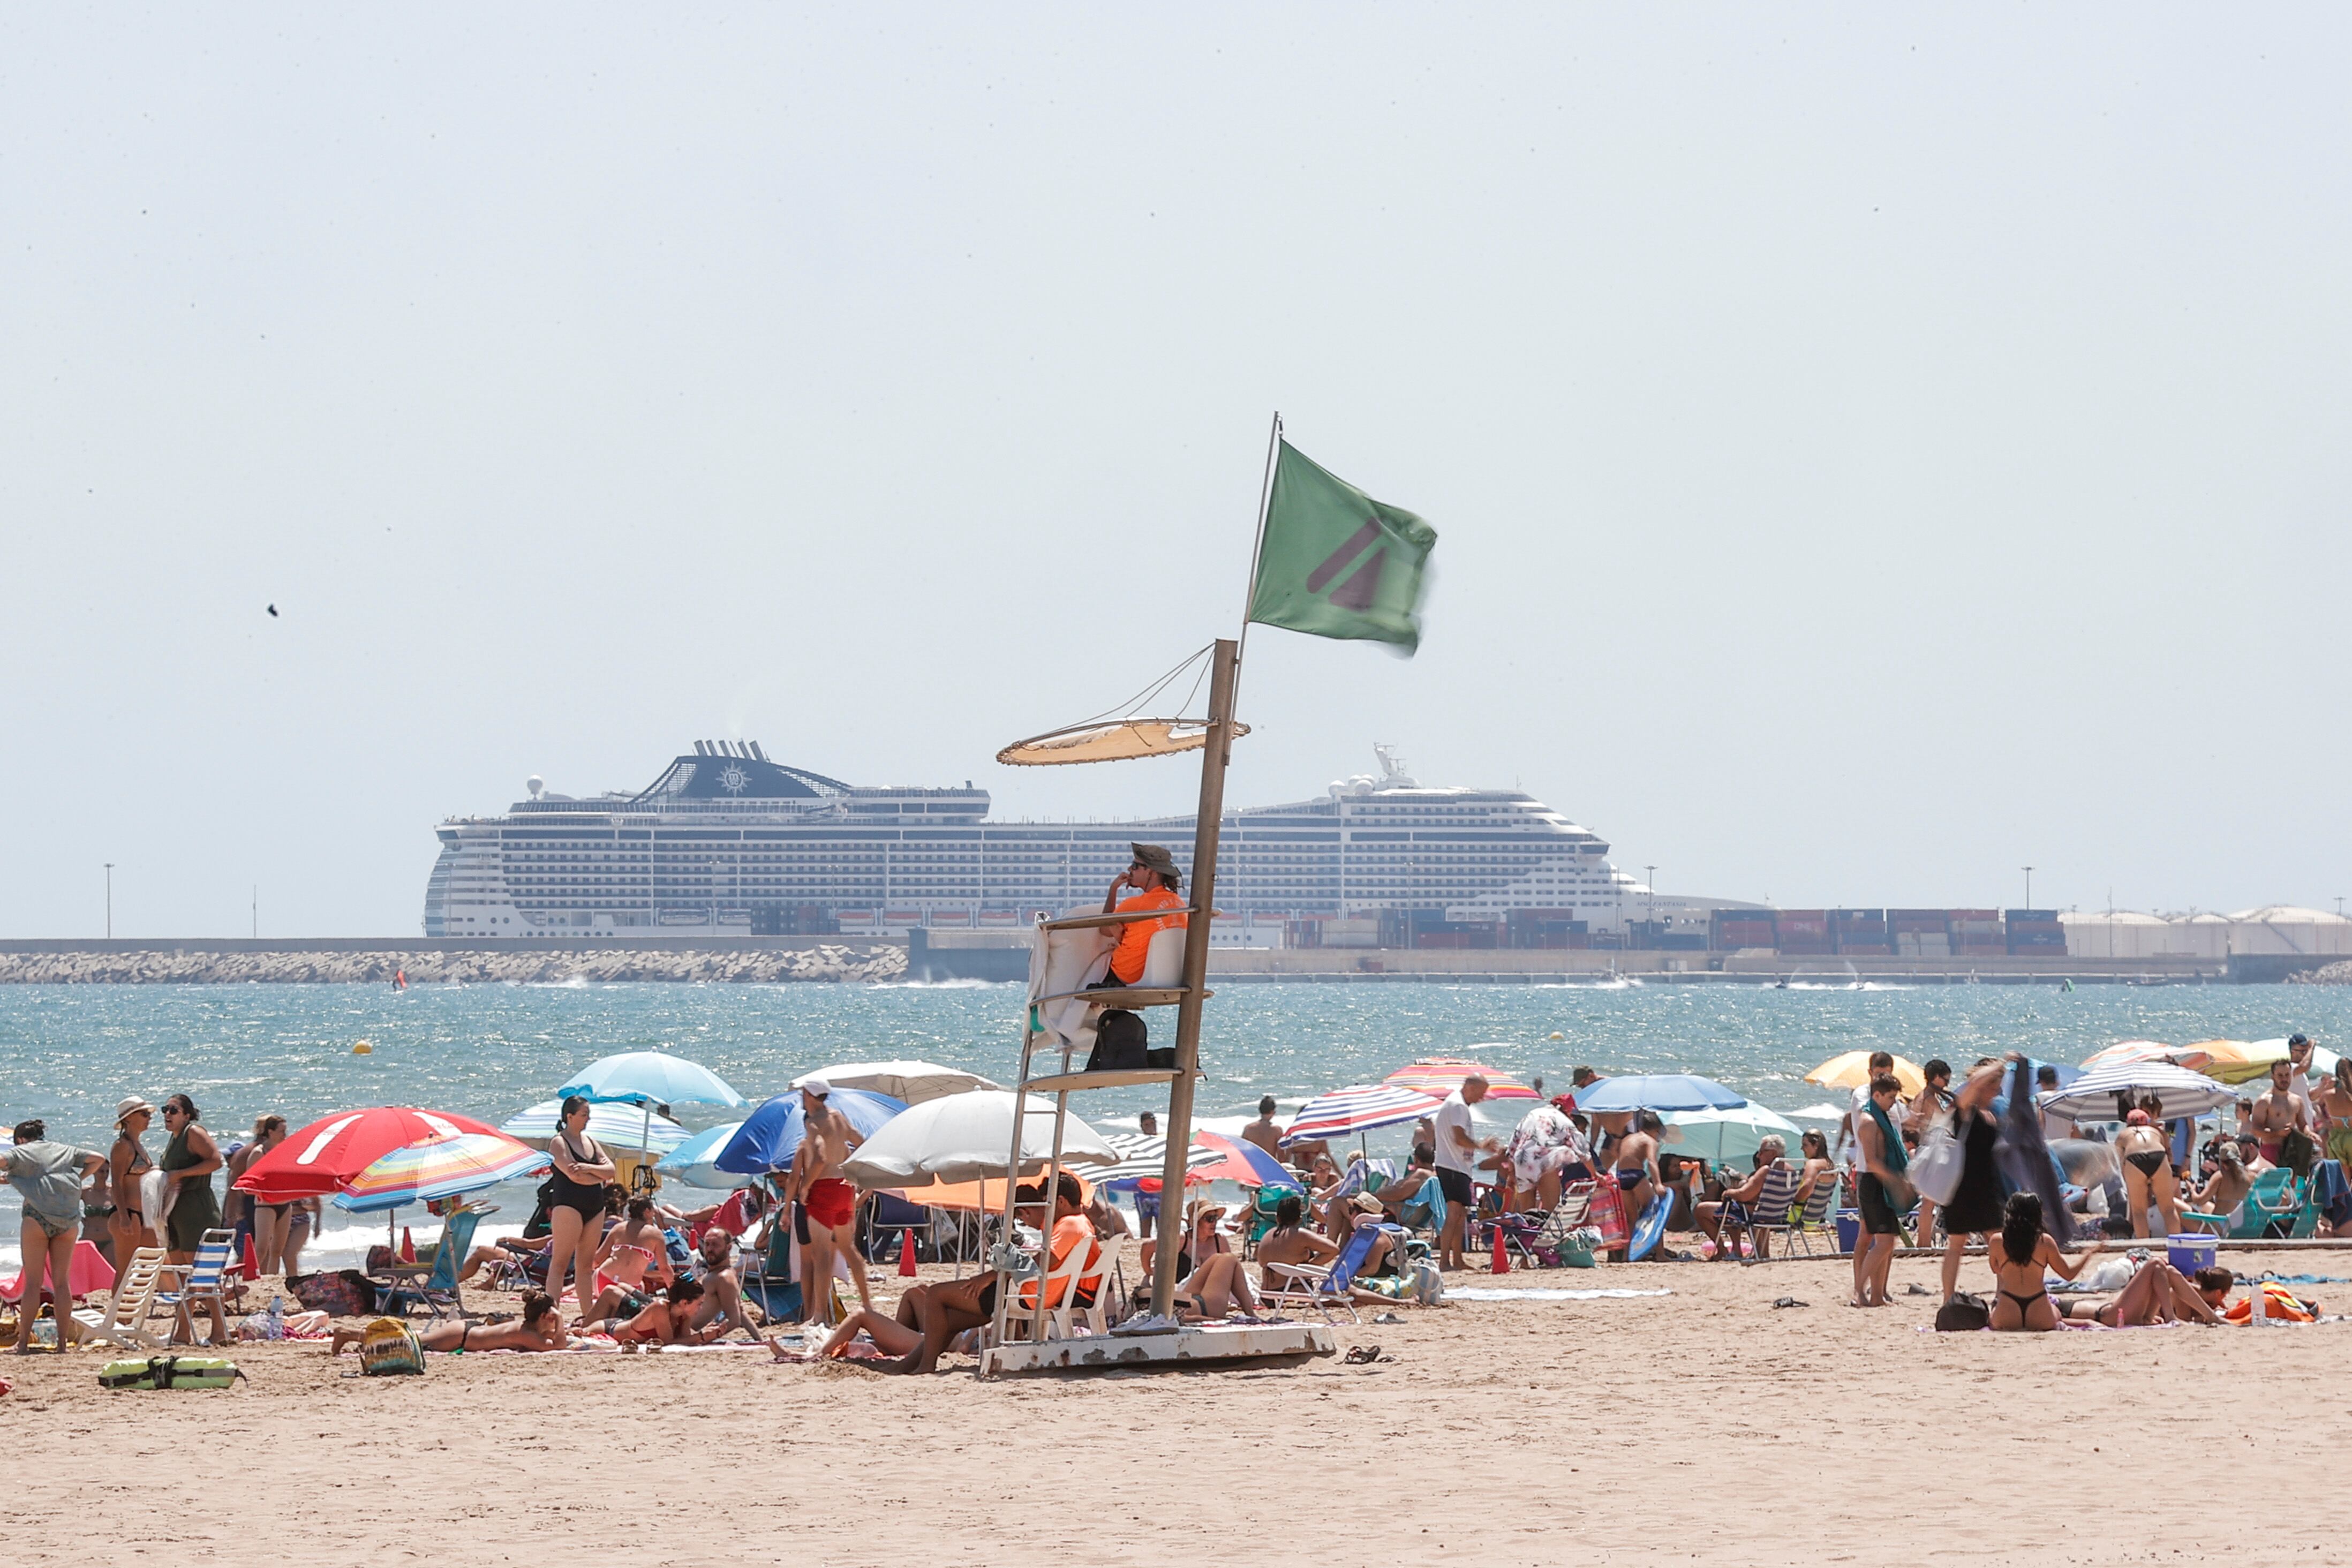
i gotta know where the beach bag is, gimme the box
[1587,1176,1631,1250]
[1407,1259,1445,1306]
[1934,1293,1990,1332]
[99,1356,243,1390]
[1084,1009,1148,1072]
[358,1317,425,1376]
[1910,1125,1965,1205]
[287,1269,378,1318]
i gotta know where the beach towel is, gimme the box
[1446,1287,1672,1302]
[1995,1058,2072,1248]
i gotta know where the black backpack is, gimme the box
[1085,1009,1148,1071]
[1934,1292,1990,1332]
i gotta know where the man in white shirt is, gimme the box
[1840,1052,1909,1162]
[1432,1078,1501,1271]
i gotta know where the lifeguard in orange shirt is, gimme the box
[1100,842,1186,985]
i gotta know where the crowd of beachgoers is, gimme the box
[4,1033,2343,1373]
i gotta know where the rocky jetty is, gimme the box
[2287,960,2352,985]
[0,945,909,985]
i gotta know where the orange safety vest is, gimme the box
[1107,886,1186,984]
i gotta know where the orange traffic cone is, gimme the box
[898,1228,919,1278]
[1490,1221,1510,1275]
[242,1233,259,1279]
[399,1226,415,1263]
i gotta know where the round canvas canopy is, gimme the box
[996,718,1251,767]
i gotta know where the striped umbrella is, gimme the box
[1280,1084,1443,1148]
[332,1133,551,1214]
[2078,1039,2214,1072]
[1089,1132,1225,1191]
[1384,1057,1541,1102]
[500,1098,690,1154]
[2039,1060,2237,1120]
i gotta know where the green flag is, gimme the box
[1246,439,1437,652]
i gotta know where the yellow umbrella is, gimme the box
[1805,1051,1926,1097]
[2196,1038,2336,1087]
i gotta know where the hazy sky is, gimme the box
[5,9,2347,937]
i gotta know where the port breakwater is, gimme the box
[0,939,908,985]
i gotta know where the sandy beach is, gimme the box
[5,1238,2343,1566]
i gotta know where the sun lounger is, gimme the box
[71,1247,171,1352]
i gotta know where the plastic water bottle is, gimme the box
[265,1295,284,1340]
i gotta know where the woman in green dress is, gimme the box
[158,1094,223,1264]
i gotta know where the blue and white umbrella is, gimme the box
[500,1098,689,1154]
[714,1088,907,1175]
[655,1121,751,1189]
[556,1050,749,1110]
[1573,1074,1748,1113]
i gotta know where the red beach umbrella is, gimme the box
[232,1106,501,1202]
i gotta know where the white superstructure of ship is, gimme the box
[422,742,1674,945]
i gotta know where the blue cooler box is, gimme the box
[2167,1233,2217,1276]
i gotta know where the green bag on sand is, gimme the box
[358,1317,425,1376]
[99,1356,244,1391]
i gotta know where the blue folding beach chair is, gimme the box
[376,1208,483,1322]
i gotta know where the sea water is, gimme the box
[2,978,2342,1270]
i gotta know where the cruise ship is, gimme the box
[423,743,1693,946]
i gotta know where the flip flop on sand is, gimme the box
[1344,1345,1383,1364]
[1771,1297,1808,1309]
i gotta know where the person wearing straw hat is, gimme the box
[107,1097,160,1266]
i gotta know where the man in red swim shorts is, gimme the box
[787,1077,871,1332]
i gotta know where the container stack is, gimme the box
[1829,908,1891,956]
[2005,909,2067,956]
[1775,909,1833,956]
[1888,910,1954,959]
[1709,908,1778,951]
[1950,909,2007,958]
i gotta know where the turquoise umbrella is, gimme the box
[655,1122,751,1189]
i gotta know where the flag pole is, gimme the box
[1232,411,1282,685]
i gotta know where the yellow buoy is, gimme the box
[351,1041,373,1055]
[1548,1031,1564,1042]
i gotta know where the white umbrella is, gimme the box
[500,1098,689,1154]
[2040,1061,2237,1120]
[840,1090,1118,1191]
[797,1059,1002,1105]
[1659,1104,1808,1164]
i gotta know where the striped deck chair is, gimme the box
[153,1230,239,1345]
[1761,1165,1843,1258]
[376,1209,483,1322]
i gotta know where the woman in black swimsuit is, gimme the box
[1988,1191,2106,1331]
[2115,1108,2181,1239]
[1936,1058,2010,1302]
[541,1095,617,1316]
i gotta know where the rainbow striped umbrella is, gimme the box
[332,1133,551,1214]
[1280,1084,1443,1148]
[1384,1057,1540,1102]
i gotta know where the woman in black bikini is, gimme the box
[541,1096,618,1316]
[331,1291,571,1355]
[108,1097,159,1265]
[2115,1107,2181,1239]
[1987,1191,2103,1331]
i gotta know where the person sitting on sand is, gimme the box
[329,1291,572,1355]
[1986,1192,2105,1331]
[582,1277,705,1345]
[575,1195,674,1327]
[683,1228,762,1344]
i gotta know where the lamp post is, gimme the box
[2022,866,2034,909]
[103,863,114,939]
